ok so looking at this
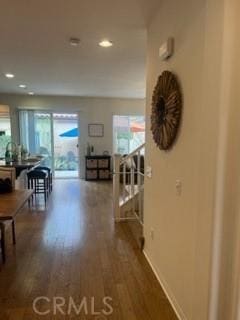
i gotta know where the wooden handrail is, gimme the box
[119,143,145,165]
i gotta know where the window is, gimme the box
[0,106,11,158]
[113,115,145,154]
[19,110,52,167]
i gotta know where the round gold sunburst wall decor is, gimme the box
[151,70,182,150]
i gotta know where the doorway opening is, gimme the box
[19,111,80,179]
[113,115,145,155]
[53,113,79,178]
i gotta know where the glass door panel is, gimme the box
[113,115,145,155]
[0,108,11,158]
[34,113,53,168]
[53,113,79,178]
[19,110,52,166]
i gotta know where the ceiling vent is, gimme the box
[69,37,80,46]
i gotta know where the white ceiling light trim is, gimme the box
[5,73,15,79]
[19,84,27,89]
[99,40,113,47]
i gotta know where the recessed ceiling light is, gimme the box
[69,37,80,46]
[99,40,113,48]
[28,92,34,95]
[5,73,15,79]
[19,84,27,89]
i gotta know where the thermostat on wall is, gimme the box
[159,38,174,60]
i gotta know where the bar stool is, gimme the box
[27,170,48,205]
[34,166,53,193]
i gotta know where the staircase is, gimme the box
[113,144,145,248]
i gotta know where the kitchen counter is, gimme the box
[0,159,41,178]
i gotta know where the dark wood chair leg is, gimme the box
[28,173,49,206]
[0,223,6,263]
[47,178,49,198]
[12,220,16,245]
[44,180,47,206]
[28,194,34,208]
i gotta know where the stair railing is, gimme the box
[113,143,145,224]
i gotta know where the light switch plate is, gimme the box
[146,166,152,178]
[175,179,182,196]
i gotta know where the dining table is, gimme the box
[0,189,34,263]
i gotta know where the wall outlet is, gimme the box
[175,179,182,196]
[150,228,154,240]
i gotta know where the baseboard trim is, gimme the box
[143,250,187,320]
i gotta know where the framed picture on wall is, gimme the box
[88,124,104,137]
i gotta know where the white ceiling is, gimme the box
[0,0,159,98]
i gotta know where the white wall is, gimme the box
[144,0,225,319]
[0,94,144,177]
[209,0,240,319]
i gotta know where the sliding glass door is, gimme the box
[0,106,11,158]
[20,111,52,167]
[34,113,52,168]
[19,110,79,178]
[113,115,145,155]
[53,113,79,178]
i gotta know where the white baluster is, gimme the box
[113,143,145,225]
[113,154,121,221]
[130,157,134,197]
[137,151,141,220]
[123,162,127,203]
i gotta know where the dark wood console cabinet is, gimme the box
[85,155,111,181]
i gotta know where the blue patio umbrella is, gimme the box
[59,127,79,137]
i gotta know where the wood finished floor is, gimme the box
[0,180,177,320]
